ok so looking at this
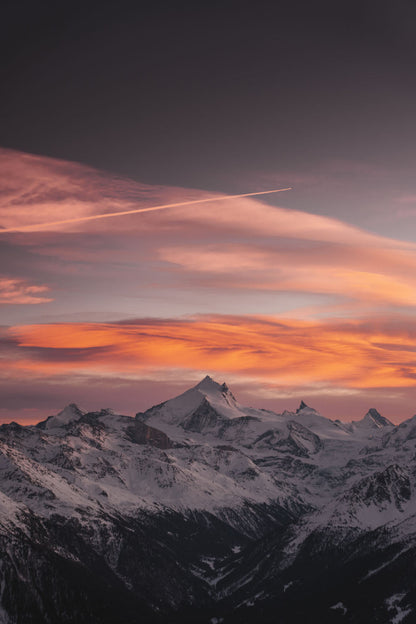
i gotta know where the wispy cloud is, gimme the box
[0,277,52,304]
[0,147,412,250]
[159,241,416,308]
[3,148,416,319]
[0,187,292,233]
[0,147,202,233]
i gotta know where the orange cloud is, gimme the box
[7,315,416,390]
[0,277,52,305]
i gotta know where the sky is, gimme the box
[1,0,416,423]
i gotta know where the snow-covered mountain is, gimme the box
[0,376,415,623]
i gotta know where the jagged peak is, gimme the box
[193,376,236,401]
[356,408,393,429]
[138,376,240,427]
[366,408,383,422]
[296,400,309,413]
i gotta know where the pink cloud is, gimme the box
[0,147,413,253]
[0,147,203,234]
[0,277,52,304]
[158,241,416,307]
[2,148,416,323]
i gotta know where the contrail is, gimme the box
[0,187,292,233]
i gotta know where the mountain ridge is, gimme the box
[0,376,414,623]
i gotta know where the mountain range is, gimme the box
[0,376,415,623]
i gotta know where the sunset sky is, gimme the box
[1,0,416,423]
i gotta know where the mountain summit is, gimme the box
[136,375,240,432]
[355,407,394,430]
[38,402,84,430]
[194,374,229,393]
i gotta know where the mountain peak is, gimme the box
[137,376,239,429]
[296,400,309,413]
[195,376,237,403]
[194,375,224,392]
[43,403,84,429]
[57,403,83,419]
[356,408,393,430]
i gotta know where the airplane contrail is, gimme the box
[0,187,292,233]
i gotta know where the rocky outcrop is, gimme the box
[127,419,172,449]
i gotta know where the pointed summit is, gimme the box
[137,376,239,429]
[194,375,223,392]
[296,400,308,413]
[356,408,393,430]
[195,376,237,403]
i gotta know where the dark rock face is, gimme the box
[181,398,228,433]
[253,421,321,457]
[287,420,322,455]
[296,400,308,413]
[358,408,394,429]
[127,420,172,449]
[340,464,411,510]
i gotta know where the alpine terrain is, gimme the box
[0,376,415,623]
